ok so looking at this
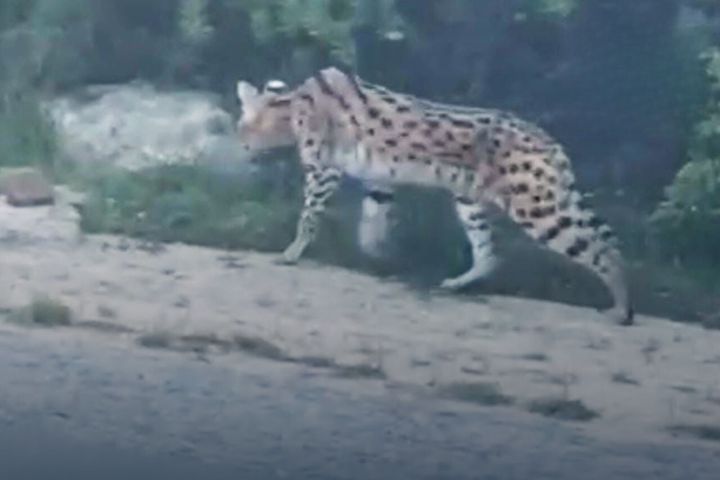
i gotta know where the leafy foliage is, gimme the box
[523,0,579,18]
[650,47,720,265]
[227,0,404,65]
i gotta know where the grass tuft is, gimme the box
[7,296,72,327]
[668,425,720,443]
[438,382,514,406]
[527,397,599,421]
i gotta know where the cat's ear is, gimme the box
[236,81,259,104]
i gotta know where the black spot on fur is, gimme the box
[404,121,419,129]
[566,238,589,257]
[539,226,560,243]
[381,118,393,129]
[368,107,380,119]
[515,183,529,194]
[367,128,375,136]
[348,75,368,104]
[529,207,545,219]
[411,142,428,151]
[397,106,411,113]
[558,216,572,229]
[451,119,475,129]
[382,96,397,104]
[426,120,440,129]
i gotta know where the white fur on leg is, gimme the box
[357,195,393,258]
[441,200,497,289]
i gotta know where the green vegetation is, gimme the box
[527,397,599,422]
[650,47,720,269]
[437,382,514,406]
[78,164,300,252]
[136,330,290,360]
[7,296,73,327]
[668,424,720,443]
[611,371,641,386]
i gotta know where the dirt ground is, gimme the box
[1,187,720,451]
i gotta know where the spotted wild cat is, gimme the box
[235,68,634,325]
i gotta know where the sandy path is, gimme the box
[1,326,719,480]
[1,188,719,450]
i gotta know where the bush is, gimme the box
[7,296,73,327]
[650,47,720,268]
[649,159,720,265]
[78,163,302,252]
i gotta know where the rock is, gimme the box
[45,83,255,176]
[0,168,54,207]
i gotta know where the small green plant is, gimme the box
[136,331,173,350]
[230,334,289,361]
[437,382,514,406]
[332,362,386,379]
[611,371,641,386]
[527,397,599,421]
[668,424,720,443]
[520,352,550,362]
[7,296,72,327]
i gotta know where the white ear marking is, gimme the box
[264,79,288,94]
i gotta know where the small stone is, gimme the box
[0,168,54,207]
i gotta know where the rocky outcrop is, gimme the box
[46,83,255,176]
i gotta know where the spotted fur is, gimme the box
[235,67,633,325]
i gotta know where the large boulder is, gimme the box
[0,168,54,207]
[46,83,255,176]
